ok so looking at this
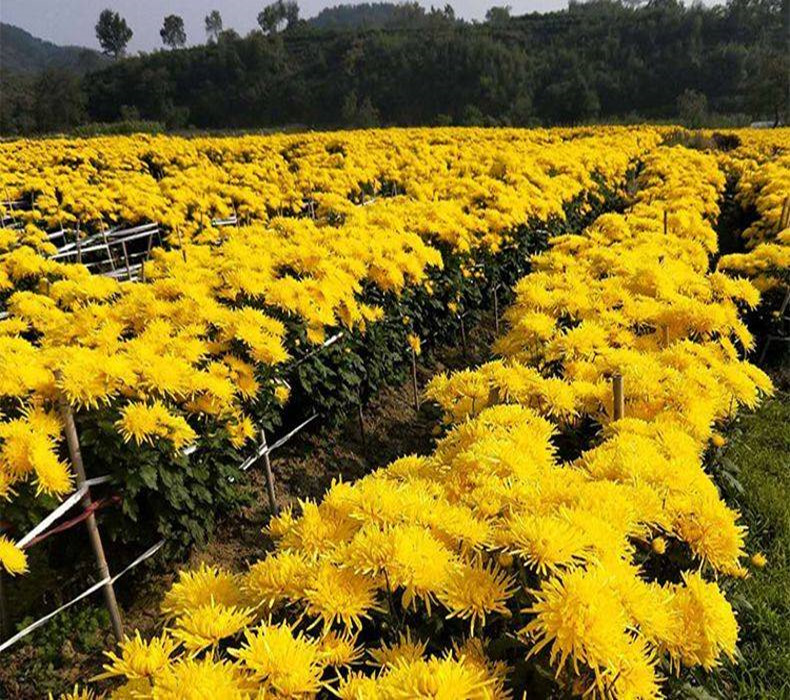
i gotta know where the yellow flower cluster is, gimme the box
[0,128,655,511]
[88,137,779,699]
[428,146,770,436]
[717,130,790,290]
[423,144,773,689]
[0,128,659,245]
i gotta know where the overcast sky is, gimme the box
[1,1,581,53]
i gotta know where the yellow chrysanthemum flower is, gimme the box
[0,535,28,575]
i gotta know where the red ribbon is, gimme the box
[19,494,121,550]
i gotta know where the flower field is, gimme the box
[0,126,787,699]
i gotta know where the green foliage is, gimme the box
[72,119,165,137]
[9,605,110,696]
[77,411,251,556]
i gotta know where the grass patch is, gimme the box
[700,392,790,699]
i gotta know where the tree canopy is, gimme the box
[94,9,133,59]
[205,10,223,42]
[160,15,187,49]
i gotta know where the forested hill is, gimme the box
[1,0,786,135]
[308,2,421,29]
[0,23,106,75]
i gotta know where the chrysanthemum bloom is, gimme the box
[711,433,726,448]
[369,631,428,669]
[170,600,256,652]
[94,632,178,681]
[162,563,245,617]
[750,552,767,568]
[317,631,363,667]
[522,565,633,680]
[150,657,248,699]
[244,550,315,609]
[302,561,382,631]
[0,535,28,575]
[49,686,97,700]
[437,559,515,634]
[377,655,497,699]
[663,572,738,671]
[230,623,325,696]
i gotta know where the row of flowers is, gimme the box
[717,130,790,291]
[66,138,782,699]
[0,128,656,565]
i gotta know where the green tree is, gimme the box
[205,10,223,42]
[95,9,133,58]
[748,49,789,126]
[161,15,187,49]
[485,5,511,24]
[677,88,708,127]
[541,70,600,124]
[257,1,300,34]
[33,69,86,132]
[341,90,380,127]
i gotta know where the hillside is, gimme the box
[0,23,106,76]
[82,0,783,131]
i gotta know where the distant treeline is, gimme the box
[1,0,787,135]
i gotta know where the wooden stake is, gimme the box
[259,430,279,516]
[57,394,124,643]
[612,374,625,421]
[662,325,670,348]
[663,210,668,236]
[410,347,420,413]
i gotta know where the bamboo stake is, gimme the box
[410,347,420,413]
[175,227,187,263]
[0,572,8,641]
[459,315,468,358]
[357,402,366,450]
[75,224,82,265]
[781,196,790,230]
[493,285,500,335]
[120,240,133,281]
[259,430,279,516]
[57,394,124,642]
[100,224,116,272]
[3,187,17,227]
[612,374,625,421]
